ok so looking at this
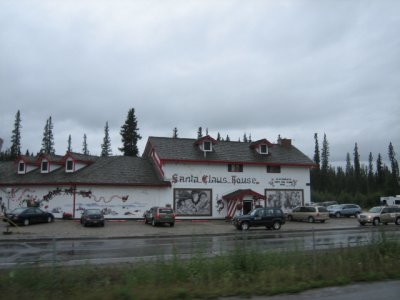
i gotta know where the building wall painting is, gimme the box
[265,189,304,212]
[174,188,212,216]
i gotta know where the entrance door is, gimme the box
[243,200,253,215]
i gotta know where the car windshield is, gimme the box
[327,205,341,209]
[86,209,102,214]
[159,209,173,213]
[368,207,381,213]
[11,208,27,214]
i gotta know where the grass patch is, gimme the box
[1,240,399,299]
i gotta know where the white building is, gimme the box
[0,135,316,220]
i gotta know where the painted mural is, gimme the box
[0,186,162,219]
[174,188,212,216]
[265,189,303,211]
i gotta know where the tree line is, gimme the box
[0,108,141,160]
[311,133,399,208]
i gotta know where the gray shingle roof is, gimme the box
[0,156,169,186]
[147,136,315,166]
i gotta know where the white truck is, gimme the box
[380,195,400,206]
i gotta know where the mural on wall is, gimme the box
[265,189,303,211]
[174,188,212,216]
[215,195,225,215]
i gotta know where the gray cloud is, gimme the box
[1,0,399,166]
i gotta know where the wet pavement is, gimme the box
[0,216,372,241]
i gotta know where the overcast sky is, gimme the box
[1,0,399,167]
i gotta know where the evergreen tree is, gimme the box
[368,152,374,191]
[217,132,221,141]
[172,127,178,138]
[82,134,89,155]
[243,133,248,143]
[206,128,209,136]
[248,134,252,143]
[226,134,230,142]
[388,142,399,193]
[25,149,30,156]
[101,121,112,157]
[353,143,361,191]
[311,133,321,192]
[40,116,55,154]
[320,133,330,191]
[376,153,384,186]
[313,133,320,166]
[197,127,203,139]
[119,108,142,156]
[67,134,72,152]
[345,153,352,176]
[10,110,22,159]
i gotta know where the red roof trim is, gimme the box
[160,158,316,168]
[223,189,266,201]
[250,139,273,148]
[0,182,171,188]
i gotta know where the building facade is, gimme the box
[0,135,316,220]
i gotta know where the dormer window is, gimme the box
[66,159,74,172]
[260,144,268,154]
[18,162,25,173]
[41,160,49,173]
[203,141,212,152]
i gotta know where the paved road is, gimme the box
[223,280,400,300]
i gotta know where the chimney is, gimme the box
[280,138,292,147]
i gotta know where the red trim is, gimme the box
[160,158,316,168]
[193,135,218,145]
[250,139,273,148]
[0,182,171,187]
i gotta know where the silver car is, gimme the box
[358,206,400,226]
[328,204,361,218]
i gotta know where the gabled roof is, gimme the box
[193,135,218,146]
[0,156,170,187]
[16,155,38,165]
[250,138,273,149]
[63,152,98,163]
[223,189,266,201]
[38,153,64,165]
[146,136,315,167]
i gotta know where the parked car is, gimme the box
[287,206,329,223]
[327,204,362,218]
[144,207,175,227]
[358,206,400,226]
[4,207,54,226]
[232,207,285,231]
[80,209,105,227]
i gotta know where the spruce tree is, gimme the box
[368,152,374,190]
[320,133,330,191]
[243,133,248,143]
[82,134,89,155]
[311,133,321,192]
[376,153,384,186]
[217,132,221,141]
[101,121,112,157]
[40,116,55,154]
[172,127,178,138]
[388,142,399,193]
[119,108,142,156]
[67,134,72,152]
[197,127,203,139]
[10,110,22,159]
[353,143,361,184]
[226,134,230,142]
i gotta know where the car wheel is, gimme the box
[170,222,174,227]
[265,226,271,230]
[240,222,250,231]
[144,217,148,224]
[101,222,105,227]
[320,220,325,223]
[359,222,366,226]
[395,218,400,225]
[372,218,380,226]
[47,216,52,223]
[354,212,360,218]
[23,219,29,226]
[335,212,341,218]
[152,219,156,227]
[272,222,281,230]
[308,216,315,223]
[287,215,293,221]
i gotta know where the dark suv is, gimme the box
[144,207,175,227]
[232,207,285,231]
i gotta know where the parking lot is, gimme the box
[1,217,368,240]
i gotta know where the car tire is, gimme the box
[144,217,148,224]
[359,222,366,226]
[287,215,293,221]
[170,222,174,227]
[320,220,325,223]
[47,216,52,223]
[395,218,400,225]
[101,222,105,227]
[152,219,156,227]
[240,222,250,231]
[354,212,360,218]
[23,219,29,226]
[335,212,341,218]
[308,216,315,223]
[372,218,380,226]
[272,222,281,230]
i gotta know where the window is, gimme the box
[228,164,243,172]
[267,166,281,173]
[203,141,212,151]
[66,160,74,172]
[260,144,268,154]
[41,161,49,172]
[18,162,25,172]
